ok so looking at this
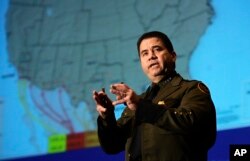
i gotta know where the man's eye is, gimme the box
[141,52,147,57]
[154,47,162,52]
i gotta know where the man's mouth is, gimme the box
[148,62,159,69]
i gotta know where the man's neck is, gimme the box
[151,75,165,83]
[151,70,177,84]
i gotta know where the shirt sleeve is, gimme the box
[97,107,133,154]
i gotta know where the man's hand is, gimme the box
[92,89,114,119]
[110,83,140,111]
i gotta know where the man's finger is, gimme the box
[112,99,126,106]
[93,90,102,104]
[93,90,108,105]
[110,89,126,100]
[116,95,122,100]
[110,83,129,92]
[97,104,107,112]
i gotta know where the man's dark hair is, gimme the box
[137,31,174,55]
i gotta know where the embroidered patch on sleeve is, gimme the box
[197,83,210,94]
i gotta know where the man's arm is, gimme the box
[135,82,217,148]
[93,89,130,154]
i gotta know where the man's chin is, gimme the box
[151,70,165,76]
[148,75,165,83]
[148,72,165,80]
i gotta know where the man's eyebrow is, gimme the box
[151,45,162,49]
[140,45,163,53]
[140,49,148,54]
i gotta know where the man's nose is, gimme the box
[149,51,157,60]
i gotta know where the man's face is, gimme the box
[139,37,176,82]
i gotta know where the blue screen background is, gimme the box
[1,0,250,160]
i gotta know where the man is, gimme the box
[92,31,216,161]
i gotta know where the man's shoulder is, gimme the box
[180,77,210,95]
[182,78,200,85]
[173,74,200,86]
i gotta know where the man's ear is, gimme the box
[171,51,177,61]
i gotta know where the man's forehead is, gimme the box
[139,37,164,50]
[141,37,162,43]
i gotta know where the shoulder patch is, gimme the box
[197,83,210,94]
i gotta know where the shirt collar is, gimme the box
[154,71,177,88]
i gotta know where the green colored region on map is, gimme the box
[48,134,66,153]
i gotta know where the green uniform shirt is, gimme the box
[97,73,217,161]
